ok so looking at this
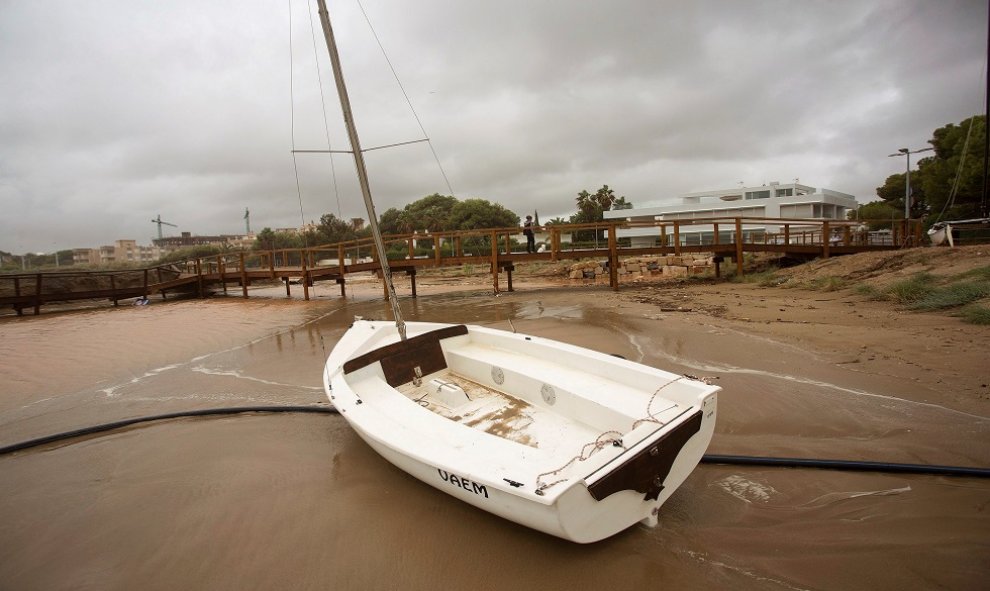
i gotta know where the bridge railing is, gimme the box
[2,217,923,315]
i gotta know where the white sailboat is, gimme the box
[316,0,719,543]
[928,217,990,246]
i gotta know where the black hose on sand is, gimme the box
[2,406,988,479]
[0,405,337,455]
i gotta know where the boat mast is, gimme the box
[315,0,406,341]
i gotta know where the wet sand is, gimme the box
[1,276,988,590]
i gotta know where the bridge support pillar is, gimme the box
[408,269,417,298]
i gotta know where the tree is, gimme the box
[571,185,625,241]
[874,115,987,225]
[309,213,359,245]
[395,193,458,232]
[874,173,915,218]
[853,201,902,230]
[448,199,519,230]
[919,115,987,220]
[378,207,406,235]
[253,228,304,251]
[377,193,522,235]
[612,195,632,210]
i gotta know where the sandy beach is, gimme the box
[1,250,988,590]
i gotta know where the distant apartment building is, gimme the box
[72,240,161,265]
[73,248,99,265]
[152,231,256,254]
[603,181,857,247]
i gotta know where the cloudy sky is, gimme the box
[1,0,986,254]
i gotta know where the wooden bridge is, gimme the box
[0,216,919,316]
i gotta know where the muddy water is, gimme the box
[1,284,988,590]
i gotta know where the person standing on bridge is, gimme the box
[523,215,536,253]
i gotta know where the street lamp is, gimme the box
[888,146,934,219]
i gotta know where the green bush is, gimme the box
[958,305,990,325]
[909,281,990,311]
[885,273,938,304]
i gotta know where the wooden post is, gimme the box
[337,277,346,297]
[34,273,43,315]
[506,264,514,292]
[660,224,667,249]
[713,223,720,246]
[734,218,744,278]
[551,228,559,262]
[109,273,117,307]
[608,224,619,291]
[822,220,831,259]
[503,232,511,255]
[240,252,249,298]
[302,252,310,301]
[196,259,204,298]
[269,249,276,279]
[434,234,442,266]
[409,268,417,298]
[491,231,499,293]
[284,277,291,297]
[220,256,228,295]
[673,222,681,256]
[14,277,22,316]
[784,224,790,246]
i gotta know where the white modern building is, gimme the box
[604,181,857,247]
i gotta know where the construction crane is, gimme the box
[244,208,251,234]
[151,214,177,240]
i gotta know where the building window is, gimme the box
[775,188,793,197]
[745,190,771,200]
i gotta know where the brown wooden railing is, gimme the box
[1,217,919,316]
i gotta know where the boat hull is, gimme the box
[324,320,718,543]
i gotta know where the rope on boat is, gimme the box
[534,374,708,495]
[534,430,625,496]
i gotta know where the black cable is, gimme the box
[2,408,988,480]
[0,405,337,456]
[701,454,990,478]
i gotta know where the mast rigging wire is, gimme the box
[932,58,986,225]
[289,0,310,245]
[354,0,455,197]
[306,0,344,218]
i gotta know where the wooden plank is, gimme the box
[342,325,469,387]
[587,410,702,502]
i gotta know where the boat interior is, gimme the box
[343,324,696,457]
